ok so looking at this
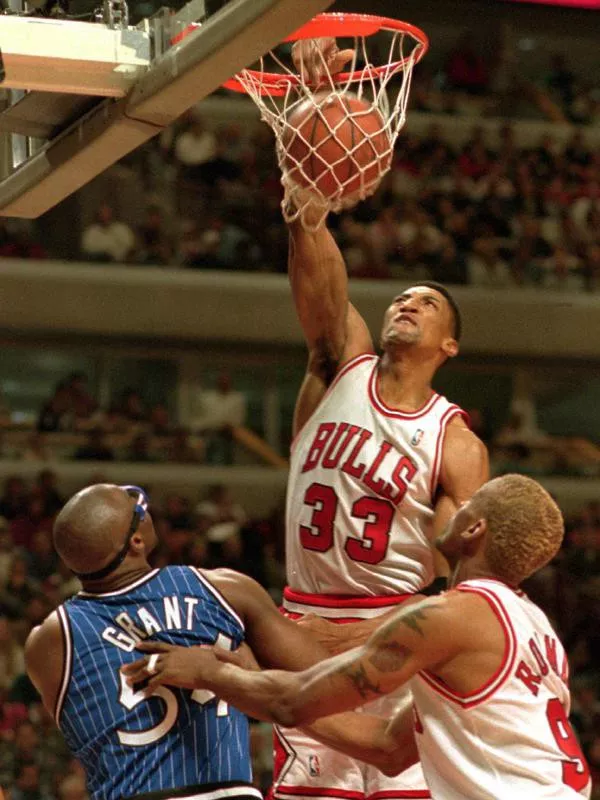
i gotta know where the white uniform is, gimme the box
[274,354,466,800]
[412,579,592,800]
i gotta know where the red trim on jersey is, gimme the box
[283,587,415,609]
[368,792,431,799]
[275,788,364,800]
[282,610,370,624]
[290,353,376,453]
[429,405,468,496]
[368,364,440,419]
[418,584,518,708]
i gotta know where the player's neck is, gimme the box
[378,352,437,411]
[449,560,508,588]
[81,563,153,594]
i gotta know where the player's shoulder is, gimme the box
[443,417,489,472]
[199,568,271,614]
[25,610,62,662]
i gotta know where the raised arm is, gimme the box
[289,220,374,435]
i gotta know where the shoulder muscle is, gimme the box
[440,418,489,503]
[25,611,65,718]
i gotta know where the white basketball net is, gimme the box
[232,28,422,229]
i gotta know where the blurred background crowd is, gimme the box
[2,27,600,292]
[1,1,600,798]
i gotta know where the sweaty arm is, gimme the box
[433,418,489,577]
[288,218,373,436]
[123,570,418,774]
[24,611,65,719]
[124,590,469,729]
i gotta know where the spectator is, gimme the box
[80,203,136,263]
[117,389,147,423]
[0,616,24,691]
[8,760,53,800]
[0,221,47,260]
[444,32,489,94]
[173,112,217,175]
[21,434,51,464]
[125,433,156,463]
[0,555,39,622]
[10,495,53,550]
[26,530,59,584]
[56,773,89,800]
[162,494,195,533]
[137,206,176,266]
[73,430,114,461]
[0,477,27,521]
[35,470,64,517]
[546,53,576,107]
[149,403,173,436]
[37,384,74,433]
[166,428,203,464]
[191,373,247,464]
[0,520,13,585]
[195,484,247,535]
[65,373,97,425]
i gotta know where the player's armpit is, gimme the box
[24,612,64,719]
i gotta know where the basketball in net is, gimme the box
[223,13,429,229]
[282,92,392,202]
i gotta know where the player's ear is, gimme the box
[461,518,487,555]
[442,337,459,359]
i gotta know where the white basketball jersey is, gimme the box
[286,354,466,595]
[411,579,592,800]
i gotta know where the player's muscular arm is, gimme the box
[129,593,462,726]
[123,570,418,774]
[289,220,373,435]
[433,419,489,577]
[24,612,65,719]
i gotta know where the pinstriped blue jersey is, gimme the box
[56,566,252,800]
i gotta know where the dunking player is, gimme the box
[265,38,489,800]
[124,474,592,800]
[25,484,422,800]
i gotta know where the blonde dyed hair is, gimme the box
[477,474,564,585]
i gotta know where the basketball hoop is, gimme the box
[223,13,428,229]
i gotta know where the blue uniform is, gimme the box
[56,566,258,800]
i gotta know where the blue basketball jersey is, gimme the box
[56,566,257,800]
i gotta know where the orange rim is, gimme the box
[223,12,428,96]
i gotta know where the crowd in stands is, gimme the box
[0,372,249,466]
[0,465,597,798]
[1,35,599,291]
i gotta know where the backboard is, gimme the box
[0,0,333,218]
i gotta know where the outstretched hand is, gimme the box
[121,641,222,697]
[291,37,355,85]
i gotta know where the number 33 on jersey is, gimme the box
[287,354,467,596]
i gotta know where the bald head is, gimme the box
[53,484,137,575]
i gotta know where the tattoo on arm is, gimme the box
[369,641,411,673]
[398,607,429,637]
[339,663,383,699]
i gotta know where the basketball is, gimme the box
[282,92,392,202]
